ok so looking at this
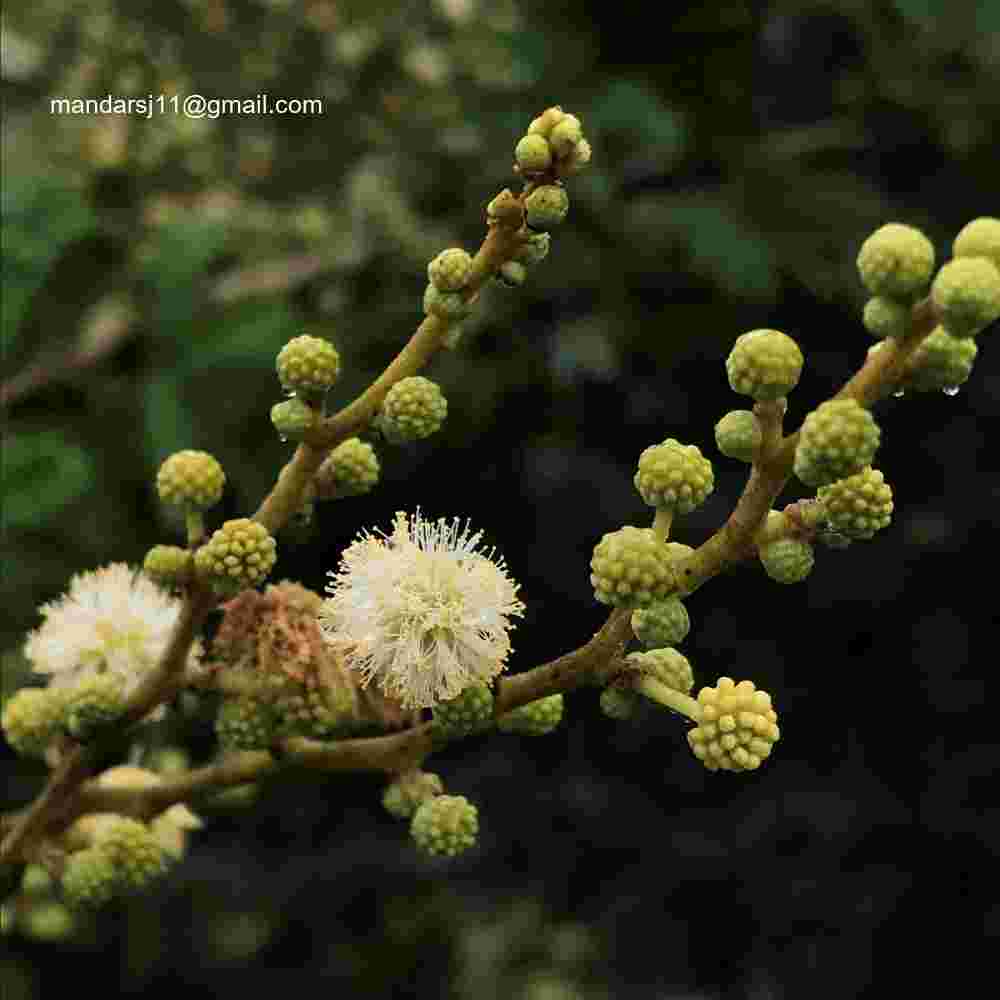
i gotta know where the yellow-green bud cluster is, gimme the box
[215,696,278,752]
[817,467,893,540]
[315,437,380,498]
[514,133,553,173]
[954,216,1000,272]
[156,450,225,510]
[631,597,690,649]
[91,817,168,891]
[600,686,638,721]
[428,248,473,292]
[270,397,317,440]
[433,684,494,740]
[758,537,814,584]
[856,223,935,300]
[524,107,591,176]
[498,694,564,735]
[863,296,912,339]
[61,848,118,910]
[515,232,551,267]
[423,282,472,321]
[930,257,1000,337]
[726,329,804,401]
[634,439,714,514]
[877,326,978,392]
[590,526,678,608]
[625,648,694,695]
[793,399,880,488]
[64,674,125,740]
[2,687,65,757]
[195,518,277,593]
[382,770,444,820]
[21,864,54,896]
[143,545,192,587]
[410,794,479,858]
[525,184,570,232]
[377,376,447,443]
[714,410,761,462]
[276,335,341,396]
[687,677,780,772]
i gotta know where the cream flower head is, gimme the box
[319,511,525,709]
[24,563,202,698]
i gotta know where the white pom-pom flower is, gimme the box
[319,511,525,709]
[24,563,202,700]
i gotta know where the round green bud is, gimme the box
[427,247,473,292]
[315,437,380,498]
[515,231,551,267]
[758,536,814,584]
[590,526,678,608]
[410,795,479,858]
[20,901,75,942]
[600,686,639,721]
[494,260,527,288]
[527,106,566,138]
[433,684,494,740]
[634,438,714,514]
[931,256,1000,337]
[561,138,592,175]
[145,746,190,775]
[382,770,445,820]
[953,216,1000,272]
[194,518,277,593]
[92,817,167,891]
[270,397,316,440]
[423,282,471,321]
[687,677,780,772]
[276,334,341,396]
[64,674,126,740]
[497,694,564,736]
[156,449,225,510]
[863,296,912,339]
[893,326,978,392]
[793,398,880,488]
[856,223,935,300]
[548,115,583,159]
[514,134,553,173]
[143,545,193,587]
[625,647,694,695]
[1,687,64,758]
[817,467,893,540]
[378,375,447,443]
[726,329,804,401]
[61,848,119,910]
[21,864,53,896]
[631,597,690,649]
[525,184,569,231]
[215,696,278,752]
[714,410,761,462]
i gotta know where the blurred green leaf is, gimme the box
[143,373,197,467]
[588,80,687,160]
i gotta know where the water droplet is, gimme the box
[279,435,288,443]
[892,390,905,398]
[942,386,960,397]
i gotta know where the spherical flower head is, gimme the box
[61,848,119,910]
[863,296,912,340]
[590,526,678,609]
[561,137,592,176]
[495,260,527,288]
[23,563,202,700]
[630,597,690,649]
[315,437,380,499]
[276,334,341,396]
[931,256,1000,337]
[527,106,567,138]
[64,673,126,740]
[497,694,564,735]
[793,399,880,488]
[889,326,978,392]
[726,329,803,401]
[515,133,553,174]
[143,545,193,588]
[714,410,761,463]
[428,247,473,292]
[525,184,569,231]
[156,449,225,510]
[515,231,551,267]
[953,216,1000,272]
[378,376,447,443]
[320,511,525,710]
[856,223,935,300]
[758,537,814,584]
[423,283,471,321]
[195,519,277,594]
[687,677,780,772]
[1,687,65,757]
[548,115,583,159]
[410,794,479,858]
[433,683,495,740]
[216,696,279,751]
[271,397,317,440]
[625,648,694,695]
[21,901,75,942]
[71,815,167,891]
[634,439,714,514]
[817,467,893,540]
[382,770,445,820]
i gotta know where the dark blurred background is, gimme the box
[2,0,998,997]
